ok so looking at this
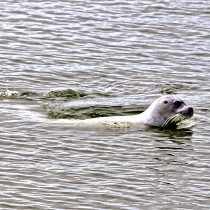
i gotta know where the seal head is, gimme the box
[141,95,194,128]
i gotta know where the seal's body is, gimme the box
[66,95,194,129]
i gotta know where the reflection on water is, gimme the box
[0,0,210,209]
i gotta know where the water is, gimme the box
[0,0,210,209]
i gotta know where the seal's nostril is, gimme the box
[188,107,194,114]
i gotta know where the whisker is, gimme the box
[162,113,190,128]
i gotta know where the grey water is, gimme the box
[0,0,210,209]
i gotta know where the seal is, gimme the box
[66,95,194,129]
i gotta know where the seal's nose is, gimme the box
[179,106,194,117]
[188,107,194,116]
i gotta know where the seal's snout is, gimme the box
[188,107,194,116]
[179,106,194,117]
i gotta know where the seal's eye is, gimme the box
[164,101,168,104]
[174,100,182,108]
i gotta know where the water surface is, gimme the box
[0,0,210,209]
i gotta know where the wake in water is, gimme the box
[0,89,20,97]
